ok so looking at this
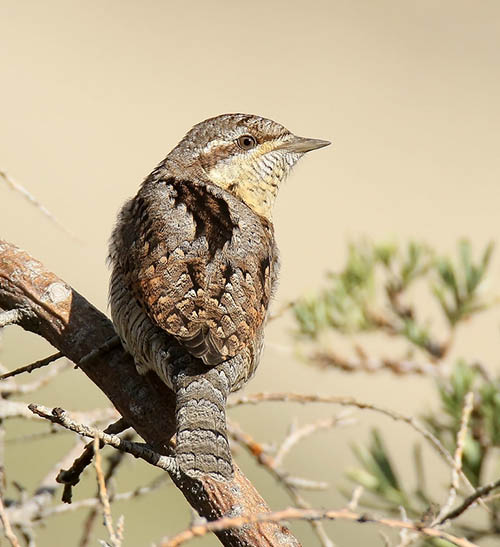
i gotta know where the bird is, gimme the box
[108,113,330,481]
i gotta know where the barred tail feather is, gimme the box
[173,364,233,480]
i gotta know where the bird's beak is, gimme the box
[276,136,331,154]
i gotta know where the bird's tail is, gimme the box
[172,362,233,481]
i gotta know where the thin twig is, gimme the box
[0,401,117,424]
[438,477,500,525]
[28,404,178,476]
[0,361,69,396]
[395,506,419,547]
[42,474,170,518]
[6,440,86,533]
[248,413,339,546]
[0,399,52,420]
[228,420,335,546]
[434,391,474,524]
[347,486,363,511]
[0,169,78,239]
[229,420,330,491]
[229,392,479,499]
[274,413,354,468]
[57,417,130,503]
[77,336,121,368]
[0,495,21,547]
[159,506,478,547]
[79,432,133,547]
[94,436,120,547]
[6,407,119,443]
[365,307,448,359]
[379,530,392,547]
[0,352,63,380]
[6,429,60,444]
[115,515,125,545]
[310,348,449,377]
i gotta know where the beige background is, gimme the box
[1,1,500,545]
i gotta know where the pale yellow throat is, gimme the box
[206,145,286,220]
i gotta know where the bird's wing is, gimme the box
[119,177,275,366]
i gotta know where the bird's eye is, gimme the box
[236,135,257,150]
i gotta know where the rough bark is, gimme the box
[0,240,300,547]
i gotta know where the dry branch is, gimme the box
[6,440,86,532]
[0,352,63,380]
[434,391,474,525]
[159,506,478,547]
[93,436,121,546]
[0,495,21,547]
[438,477,500,525]
[42,474,170,518]
[30,404,178,474]
[0,169,77,239]
[57,416,130,503]
[229,391,480,499]
[0,240,300,547]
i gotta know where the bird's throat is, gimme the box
[206,162,281,221]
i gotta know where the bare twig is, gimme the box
[6,429,60,444]
[434,391,475,524]
[274,413,353,468]
[284,476,329,491]
[228,420,335,546]
[0,399,53,420]
[79,432,133,547]
[228,420,330,492]
[229,392,479,498]
[0,401,117,425]
[394,506,419,547]
[232,413,342,546]
[0,352,63,380]
[0,361,70,397]
[438,477,500,525]
[28,404,179,476]
[0,495,21,547]
[115,516,125,546]
[310,349,449,377]
[77,336,121,368]
[347,486,363,511]
[159,506,478,547]
[365,308,448,359]
[57,417,129,500]
[42,473,170,518]
[379,530,392,547]
[6,440,86,532]
[94,436,121,547]
[0,169,78,239]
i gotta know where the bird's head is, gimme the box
[167,113,330,220]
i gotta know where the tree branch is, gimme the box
[159,506,478,547]
[29,404,179,475]
[0,240,300,547]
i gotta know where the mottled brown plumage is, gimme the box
[109,113,329,480]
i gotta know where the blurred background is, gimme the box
[1,1,500,545]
